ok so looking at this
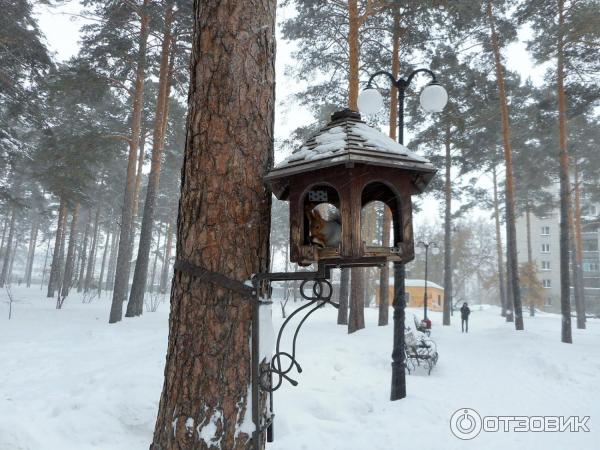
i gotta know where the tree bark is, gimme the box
[487,0,523,330]
[557,0,572,343]
[106,222,119,291]
[349,267,365,333]
[159,217,174,294]
[338,268,349,325]
[77,209,92,292]
[492,165,508,316]
[127,1,175,317]
[109,0,151,323]
[348,0,360,110]
[98,227,111,296]
[378,213,391,326]
[0,208,16,287]
[572,159,586,328]
[41,238,51,289]
[443,125,452,325]
[47,198,67,297]
[58,204,80,308]
[525,196,534,316]
[148,223,162,293]
[25,216,39,287]
[84,207,101,292]
[132,130,146,223]
[149,0,276,447]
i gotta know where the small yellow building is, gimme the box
[375,278,444,311]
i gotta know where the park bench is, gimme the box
[404,328,438,375]
[413,315,431,337]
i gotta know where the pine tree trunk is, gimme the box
[127,2,175,317]
[149,0,275,447]
[132,131,146,223]
[106,222,119,291]
[349,267,365,333]
[492,165,508,316]
[98,227,111,296]
[41,238,51,289]
[148,223,162,293]
[159,217,174,294]
[25,217,39,287]
[487,0,523,330]
[443,126,452,325]
[557,0,572,343]
[84,208,101,292]
[0,208,16,287]
[572,160,586,328]
[47,198,67,297]
[338,268,349,325]
[0,216,8,261]
[347,0,360,110]
[378,211,391,326]
[109,0,151,323]
[77,209,92,292]
[58,204,80,308]
[525,197,535,316]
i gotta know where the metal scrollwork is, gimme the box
[259,278,338,392]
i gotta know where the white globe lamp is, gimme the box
[419,83,448,113]
[358,88,384,116]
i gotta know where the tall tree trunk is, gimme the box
[98,227,111,296]
[525,196,534,316]
[443,125,452,325]
[148,223,162,293]
[492,165,508,316]
[127,2,175,317]
[378,213,390,326]
[58,204,80,309]
[41,238,51,289]
[132,130,146,222]
[106,223,119,291]
[84,208,101,292]
[109,0,151,323]
[149,0,276,447]
[338,268,349,325]
[48,198,67,297]
[25,217,39,287]
[572,159,586,328]
[77,209,92,292]
[557,0,572,343]
[0,216,8,262]
[0,208,16,287]
[347,0,360,110]
[487,0,523,330]
[349,267,365,333]
[159,217,174,294]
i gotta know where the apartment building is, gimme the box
[516,202,600,315]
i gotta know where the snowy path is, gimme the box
[1,286,599,450]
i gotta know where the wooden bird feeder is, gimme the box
[265,109,436,267]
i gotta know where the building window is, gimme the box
[541,243,550,253]
[583,262,600,272]
[541,226,550,235]
[545,297,552,306]
[438,295,441,306]
[541,261,551,270]
[583,240,599,252]
[542,279,551,288]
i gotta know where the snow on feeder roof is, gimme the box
[266,109,435,198]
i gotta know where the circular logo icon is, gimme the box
[450,408,482,440]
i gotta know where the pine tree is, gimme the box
[149,0,276,447]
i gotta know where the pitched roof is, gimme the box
[265,109,436,182]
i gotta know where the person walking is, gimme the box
[460,302,471,333]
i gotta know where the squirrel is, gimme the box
[305,204,341,248]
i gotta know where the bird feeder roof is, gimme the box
[265,109,436,194]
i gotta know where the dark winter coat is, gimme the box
[460,305,471,319]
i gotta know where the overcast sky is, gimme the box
[33,2,546,230]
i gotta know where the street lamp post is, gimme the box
[415,241,440,321]
[358,68,447,401]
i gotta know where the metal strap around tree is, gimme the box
[173,259,257,297]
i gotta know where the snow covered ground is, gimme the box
[1,285,599,450]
